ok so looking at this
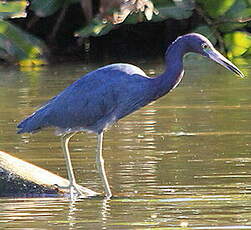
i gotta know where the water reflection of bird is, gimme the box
[17,33,244,198]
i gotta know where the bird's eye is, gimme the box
[201,43,209,49]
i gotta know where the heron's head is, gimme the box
[183,33,244,78]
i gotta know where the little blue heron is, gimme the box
[17,33,244,198]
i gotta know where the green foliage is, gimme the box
[196,0,236,18]
[223,0,249,19]
[75,18,114,38]
[0,0,250,65]
[30,0,63,17]
[0,0,46,65]
[192,25,217,45]
[195,0,251,58]
[77,0,195,37]
[224,31,251,58]
[0,0,27,19]
[30,0,80,17]
[76,0,250,60]
[0,20,46,65]
[152,1,194,21]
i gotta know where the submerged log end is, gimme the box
[0,151,98,198]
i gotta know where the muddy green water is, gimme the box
[0,57,251,229]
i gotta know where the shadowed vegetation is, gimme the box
[0,0,250,66]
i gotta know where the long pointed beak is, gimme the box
[206,49,245,78]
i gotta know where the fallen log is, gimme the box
[0,151,98,198]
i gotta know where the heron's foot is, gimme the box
[54,183,85,197]
[105,190,112,199]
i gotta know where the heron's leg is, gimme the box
[61,132,82,196]
[96,132,112,198]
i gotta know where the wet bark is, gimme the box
[0,151,97,198]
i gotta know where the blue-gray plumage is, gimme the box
[17,33,244,198]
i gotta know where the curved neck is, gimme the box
[154,37,187,97]
[165,37,187,69]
